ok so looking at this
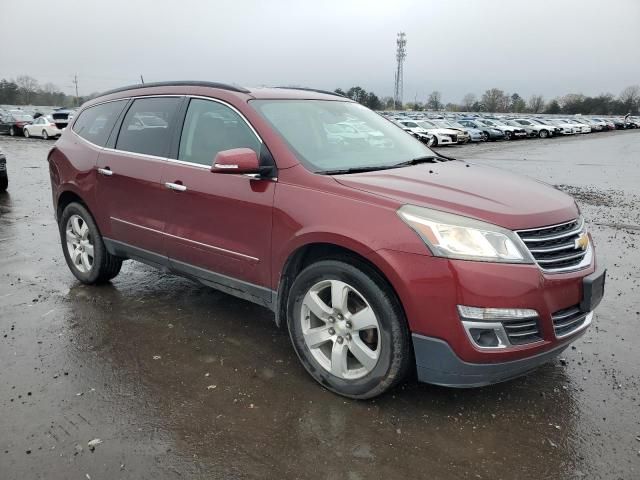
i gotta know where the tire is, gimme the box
[483,131,493,141]
[58,202,122,284]
[0,174,7,192]
[504,130,512,140]
[24,128,30,138]
[539,129,549,139]
[287,259,412,399]
[430,136,438,147]
[9,126,16,136]
[42,130,49,140]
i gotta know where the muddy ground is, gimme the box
[1,130,639,479]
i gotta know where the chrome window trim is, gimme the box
[102,147,167,163]
[185,95,263,144]
[73,94,264,170]
[111,217,259,263]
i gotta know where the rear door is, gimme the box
[95,96,182,263]
[161,97,276,299]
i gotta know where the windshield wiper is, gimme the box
[391,155,449,168]
[318,165,400,175]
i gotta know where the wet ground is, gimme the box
[1,130,639,479]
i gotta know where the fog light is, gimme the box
[469,328,501,347]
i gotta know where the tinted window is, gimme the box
[178,99,260,166]
[73,100,127,147]
[116,97,181,157]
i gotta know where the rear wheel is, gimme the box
[9,126,16,136]
[42,130,49,140]
[59,202,122,284]
[0,174,7,192]
[287,259,412,399]
[539,129,549,139]
[23,128,30,138]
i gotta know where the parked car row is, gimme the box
[380,111,640,147]
[0,106,75,139]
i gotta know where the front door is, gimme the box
[161,98,275,298]
[96,96,182,261]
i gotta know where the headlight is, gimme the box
[397,205,533,263]
[492,129,502,133]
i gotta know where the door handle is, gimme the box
[97,167,113,176]
[165,182,187,192]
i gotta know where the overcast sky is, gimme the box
[1,0,638,103]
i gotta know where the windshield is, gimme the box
[251,100,435,173]
[417,120,437,129]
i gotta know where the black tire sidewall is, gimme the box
[287,260,407,399]
[59,203,108,284]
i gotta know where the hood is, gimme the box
[426,128,458,135]
[334,161,578,230]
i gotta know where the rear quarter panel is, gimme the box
[48,132,100,220]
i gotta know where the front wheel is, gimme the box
[24,128,30,138]
[287,259,412,399]
[9,126,16,136]
[42,130,49,140]
[430,136,438,147]
[539,129,549,139]
[504,131,512,140]
[59,202,123,284]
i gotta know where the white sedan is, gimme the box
[23,116,62,139]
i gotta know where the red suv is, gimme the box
[48,82,605,399]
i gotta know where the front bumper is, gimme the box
[412,332,575,387]
[375,248,600,384]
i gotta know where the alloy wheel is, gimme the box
[300,279,380,380]
[65,214,95,273]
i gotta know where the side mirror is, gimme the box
[211,148,260,174]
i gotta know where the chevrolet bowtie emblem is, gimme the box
[574,233,589,251]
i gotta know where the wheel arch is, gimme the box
[274,241,407,329]
[56,189,89,221]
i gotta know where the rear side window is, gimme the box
[178,99,260,166]
[116,97,181,157]
[72,100,127,147]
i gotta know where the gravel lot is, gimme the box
[1,131,639,479]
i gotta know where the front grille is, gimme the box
[552,305,588,337]
[516,218,588,272]
[450,134,458,143]
[502,317,541,345]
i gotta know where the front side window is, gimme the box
[73,100,128,147]
[252,100,434,173]
[178,99,260,166]
[116,97,181,157]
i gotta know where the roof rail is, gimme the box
[98,81,250,97]
[274,86,347,98]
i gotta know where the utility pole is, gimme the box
[72,74,79,106]
[393,32,407,110]
[140,75,145,85]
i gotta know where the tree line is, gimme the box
[3,74,639,116]
[0,76,95,107]
[337,85,640,115]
